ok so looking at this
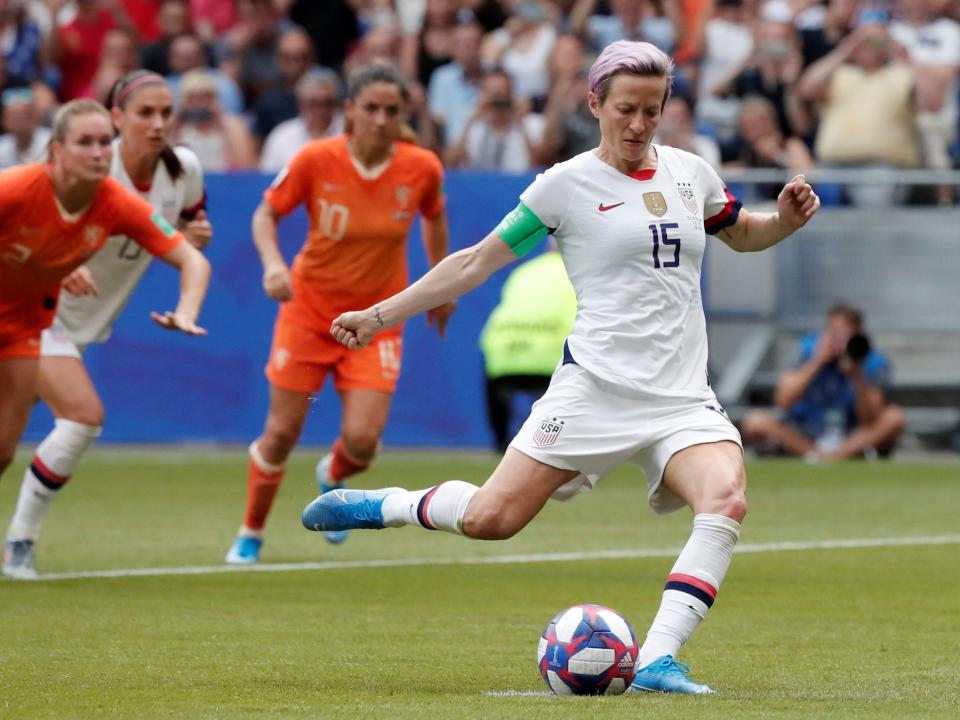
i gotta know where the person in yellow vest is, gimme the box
[480,247,577,450]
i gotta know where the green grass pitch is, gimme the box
[0,450,958,719]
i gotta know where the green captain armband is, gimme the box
[494,202,549,258]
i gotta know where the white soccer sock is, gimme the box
[381,480,479,534]
[8,420,102,541]
[637,513,740,668]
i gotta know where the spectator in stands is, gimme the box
[890,0,960,186]
[172,69,257,171]
[141,0,191,76]
[480,244,576,451]
[569,0,678,54]
[0,86,50,167]
[259,67,344,173]
[444,68,545,172]
[82,26,141,104]
[343,24,402,76]
[655,94,721,169]
[712,11,811,140]
[1,0,44,87]
[482,0,557,106]
[214,0,286,105]
[696,0,753,144]
[742,303,906,461]
[51,0,130,101]
[798,10,928,205]
[400,0,456,89]
[252,27,315,141]
[286,0,360,71]
[167,32,243,114]
[427,18,485,147]
[724,95,813,198]
[540,33,601,163]
[189,0,236,44]
[797,0,859,69]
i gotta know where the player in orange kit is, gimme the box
[0,99,211,577]
[225,63,455,563]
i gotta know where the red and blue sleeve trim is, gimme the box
[704,188,742,236]
[179,191,207,221]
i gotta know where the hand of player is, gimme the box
[263,262,293,302]
[776,174,820,230]
[183,210,213,250]
[62,266,99,297]
[426,300,456,338]
[330,309,380,349]
[150,310,207,336]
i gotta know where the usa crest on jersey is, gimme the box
[677,182,698,214]
[534,417,565,447]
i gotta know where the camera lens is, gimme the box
[846,333,871,362]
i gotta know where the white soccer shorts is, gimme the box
[40,320,83,359]
[510,363,742,514]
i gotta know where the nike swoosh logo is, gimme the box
[598,202,625,212]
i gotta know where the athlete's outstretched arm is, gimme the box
[153,240,211,335]
[717,174,820,253]
[251,200,292,301]
[333,232,517,349]
[420,209,457,337]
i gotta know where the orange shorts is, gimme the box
[0,333,42,359]
[265,318,402,394]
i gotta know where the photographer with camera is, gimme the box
[742,303,905,461]
[443,68,545,172]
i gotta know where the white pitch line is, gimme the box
[17,534,960,583]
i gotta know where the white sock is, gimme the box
[637,513,740,668]
[8,420,102,541]
[381,481,478,534]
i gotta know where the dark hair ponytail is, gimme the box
[108,70,184,180]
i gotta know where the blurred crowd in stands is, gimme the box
[0,0,957,196]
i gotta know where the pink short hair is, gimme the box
[588,40,674,108]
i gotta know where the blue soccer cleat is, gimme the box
[3,537,37,580]
[316,453,349,545]
[225,535,263,565]
[302,488,403,532]
[628,656,716,695]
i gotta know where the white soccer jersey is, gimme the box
[53,141,205,347]
[519,145,740,397]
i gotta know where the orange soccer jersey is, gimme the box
[0,163,183,349]
[264,135,445,330]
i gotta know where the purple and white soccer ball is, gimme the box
[537,604,639,696]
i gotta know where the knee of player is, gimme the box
[340,430,381,464]
[882,404,907,433]
[263,421,303,454]
[462,501,520,541]
[61,401,105,428]
[708,468,748,522]
[740,410,771,440]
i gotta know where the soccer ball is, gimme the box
[537,604,639,695]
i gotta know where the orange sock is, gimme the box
[243,443,286,531]
[329,437,369,483]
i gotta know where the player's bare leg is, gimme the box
[0,358,38,479]
[302,448,577,538]
[630,440,746,695]
[741,410,815,457]
[818,405,906,461]
[1,357,40,579]
[5,358,104,578]
[315,389,392,544]
[226,385,311,564]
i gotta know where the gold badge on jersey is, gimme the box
[395,185,410,208]
[643,192,667,217]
